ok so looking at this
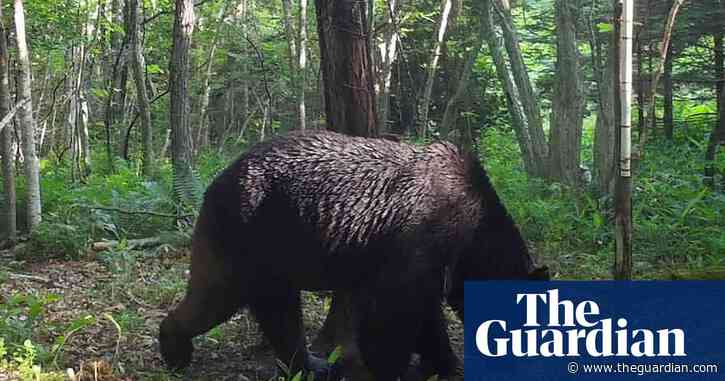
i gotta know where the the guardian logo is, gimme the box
[476,289,687,358]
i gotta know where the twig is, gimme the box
[38,71,70,126]
[124,290,154,309]
[243,35,273,110]
[91,237,161,251]
[123,88,170,160]
[87,205,193,218]
[7,272,59,287]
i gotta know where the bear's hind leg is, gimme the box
[357,277,434,381]
[416,303,460,380]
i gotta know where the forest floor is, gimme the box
[0,245,464,381]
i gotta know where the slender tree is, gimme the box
[705,28,725,187]
[377,0,401,132]
[128,0,154,177]
[663,47,674,140]
[637,0,685,158]
[197,3,228,152]
[614,0,634,280]
[281,0,298,74]
[480,0,531,174]
[418,0,453,138]
[170,0,196,206]
[0,0,16,241]
[14,0,42,230]
[298,0,308,131]
[491,0,548,178]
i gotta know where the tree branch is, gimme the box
[87,205,194,218]
[0,98,31,134]
[637,0,686,159]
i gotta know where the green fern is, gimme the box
[172,167,203,212]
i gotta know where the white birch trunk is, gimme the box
[14,0,41,229]
[614,0,634,280]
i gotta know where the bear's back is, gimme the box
[207,131,482,254]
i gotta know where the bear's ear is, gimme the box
[528,265,550,281]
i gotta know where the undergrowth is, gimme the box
[481,122,725,279]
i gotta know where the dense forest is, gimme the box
[0,0,723,379]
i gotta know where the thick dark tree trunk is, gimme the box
[314,0,377,137]
[312,0,377,377]
[548,0,584,186]
[594,49,617,196]
[169,0,196,206]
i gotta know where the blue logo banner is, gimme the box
[464,281,725,380]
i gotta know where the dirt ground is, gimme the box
[0,246,463,380]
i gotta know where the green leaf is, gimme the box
[92,87,109,99]
[679,188,709,224]
[596,22,613,33]
[327,345,344,365]
[146,64,164,74]
[290,371,303,381]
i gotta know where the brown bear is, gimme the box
[159,131,548,380]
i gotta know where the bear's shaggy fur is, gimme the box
[159,131,548,380]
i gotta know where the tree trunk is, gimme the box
[312,0,377,376]
[196,3,226,154]
[480,0,539,178]
[594,48,617,196]
[315,0,377,137]
[548,0,583,186]
[636,40,646,136]
[103,0,128,171]
[440,40,480,138]
[14,0,41,230]
[418,0,453,138]
[282,0,298,75]
[705,33,724,187]
[298,0,308,131]
[716,34,723,124]
[637,0,684,159]
[0,0,16,241]
[128,0,154,177]
[614,0,633,280]
[377,0,400,132]
[663,48,674,140]
[115,0,130,155]
[170,0,196,206]
[492,0,548,177]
